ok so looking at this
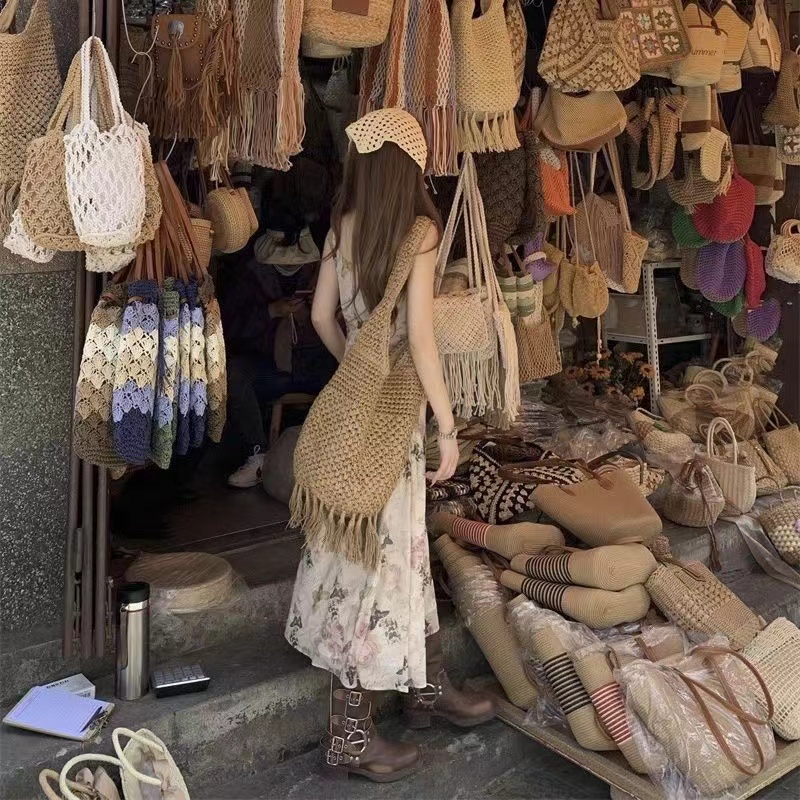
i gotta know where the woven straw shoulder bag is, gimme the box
[759,498,800,567]
[742,617,800,740]
[303,0,394,48]
[539,0,639,93]
[645,556,764,649]
[628,407,695,458]
[758,404,800,484]
[290,217,430,569]
[663,457,725,529]
[450,0,520,154]
[742,0,781,72]
[434,153,519,427]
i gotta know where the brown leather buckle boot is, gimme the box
[403,631,496,729]
[322,686,420,783]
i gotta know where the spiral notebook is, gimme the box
[2,686,114,741]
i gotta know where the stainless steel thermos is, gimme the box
[115,582,150,700]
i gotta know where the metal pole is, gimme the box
[80,271,96,660]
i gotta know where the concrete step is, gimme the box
[725,571,800,627]
[0,535,304,703]
[0,608,487,800]
[191,715,609,800]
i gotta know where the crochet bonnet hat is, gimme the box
[345,108,428,171]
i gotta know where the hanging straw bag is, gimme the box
[758,405,800,484]
[540,146,574,217]
[204,171,255,254]
[450,0,520,154]
[434,153,520,426]
[731,95,784,206]
[701,417,756,516]
[742,617,800,741]
[765,219,800,283]
[741,0,781,72]
[303,0,394,48]
[759,498,800,567]
[645,556,764,649]
[619,0,690,74]
[669,3,727,87]
[663,458,725,529]
[64,37,146,249]
[538,0,640,92]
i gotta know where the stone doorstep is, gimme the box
[0,610,488,800]
[190,716,610,800]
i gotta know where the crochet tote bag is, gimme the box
[701,417,756,516]
[434,153,520,426]
[290,218,430,570]
[538,0,639,93]
[765,219,800,283]
[65,38,146,249]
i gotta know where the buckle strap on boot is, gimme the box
[325,716,374,766]
[410,675,444,710]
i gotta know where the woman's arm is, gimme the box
[311,231,347,363]
[407,222,458,482]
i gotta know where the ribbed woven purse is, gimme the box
[628,407,695,458]
[742,617,800,740]
[759,499,800,567]
[645,557,764,649]
[663,458,725,529]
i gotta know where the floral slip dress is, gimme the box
[284,248,439,692]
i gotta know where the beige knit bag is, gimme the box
[759,498,800,567]
[0,0,61,235]
[741,617,800,740]
[434,153,520,427]
[290,218,430,569]
[701,417,756,516]
[741,0,781,72]
[628,407,695,459]
[669,3,727,87]
[663,458,725,529]
[450,0,520,154]
[645,557,764,650]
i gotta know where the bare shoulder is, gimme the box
[416,217,440,254]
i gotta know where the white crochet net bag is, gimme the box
[3,208,55,263]
[65,37,146,249]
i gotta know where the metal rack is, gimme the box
[605,261,713,412]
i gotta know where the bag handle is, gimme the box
[603,142,633,233]
[58,754,125,800]
[569,153,599,266]
[589,450,647,484]
[691,368,729,391]
[498,457,594,485]
[706,416,739,463]
[112,728,168,787]
[669,649,772,777]
[80,37,125,128]
[685,382,719,406]
[0,0,21,32]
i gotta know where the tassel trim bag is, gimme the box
[290,218,430,570]
[434,153,520,427]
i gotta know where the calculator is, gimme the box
[151,665,211,698]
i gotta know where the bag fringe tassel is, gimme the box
[441,347,501,420]
[457,109,519,154]
[289,484,380,571]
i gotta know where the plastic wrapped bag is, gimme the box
[616,638,776,798]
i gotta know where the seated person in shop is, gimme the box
[221,228,337,488]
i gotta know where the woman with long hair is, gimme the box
[285,109,494,783]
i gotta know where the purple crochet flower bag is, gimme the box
[696,240,746,303]
[523,233,557,281]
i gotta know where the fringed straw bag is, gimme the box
[290,218,431,569]
[434,153,520,427]
[450,0,520,154]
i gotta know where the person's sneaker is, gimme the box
[228,448,265,488]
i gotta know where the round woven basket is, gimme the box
[302,0,393,49]
[206,187,252,253]
[190,217,214,271]
[124,552,235,613]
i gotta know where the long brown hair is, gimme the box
[330,142,442,311]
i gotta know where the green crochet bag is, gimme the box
[672,206,709,249]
